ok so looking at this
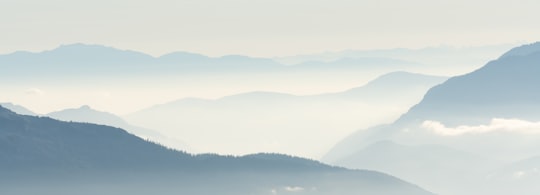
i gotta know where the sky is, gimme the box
[1,0,540,160]
[1,0,540,57]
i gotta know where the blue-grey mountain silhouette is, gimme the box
[324,42,540,195]
[46,105,189,151]
[399,42,540,126]
[275,44,514,75]
[0,102,36,116]
[0,43,284,79]
[0,43,471,80]
[334,71,447,102]
[0,105,432,195]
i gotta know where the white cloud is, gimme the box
[24,88,44,96]
[284,186,304,192]
[421,118,540,136]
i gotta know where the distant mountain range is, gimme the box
[124,71,446,158]
[0,43,493,117]
[0,44,292,77]
[324,42,540,195]
[0,105,432,195]
[0,43,431,79]
[275,44,515,75]
[0,70,447,158]
[0,42,522,194]
[0,43,510,81]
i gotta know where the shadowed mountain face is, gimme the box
[324,42,540,195]
[45,105,189,151]
[0,106,432,195]
[0,108,186,174]
[401,45,540,125]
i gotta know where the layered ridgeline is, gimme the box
[0,103,37,116]
[275,44,515,76]
[0,103,190,152]
[46,105,190,152]
[324,42,540,195]
[0,105,432,195]
[0,43,510,77]
[125,71,446,158]
[0,43,500,118]
[0,43,281,76]
[0,43,426,78]
[0,43,441,108]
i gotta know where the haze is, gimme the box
[1,0,539,57]
[2,1,540,194]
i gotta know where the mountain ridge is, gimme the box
[323,42,540,195]
[0,105,432,195]
[45,105,190,151]
[125,71,446,157]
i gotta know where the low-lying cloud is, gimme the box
[422,118,540,136]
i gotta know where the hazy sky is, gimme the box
[1,0,539,57]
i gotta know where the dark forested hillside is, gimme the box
[0,106,431,195]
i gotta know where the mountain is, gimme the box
[399,42,540,126]
[335,140,496,195]
[0,43,476,79]
[0,43,154,65]
[0,43,476,118]
[326,42,540,161]
[500,42,540,58]
[0,43,154,78]
[489,155,540,182]
[481,155,540,194]
[0,102,36,116]
[0,43,284,79]
[125,71,446,158]
[275,44,516,76]
[0,105,432,195]
[46,105,189,151]
[335,71,447,102]
[290,57,422,72]
[324,42,540,194]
